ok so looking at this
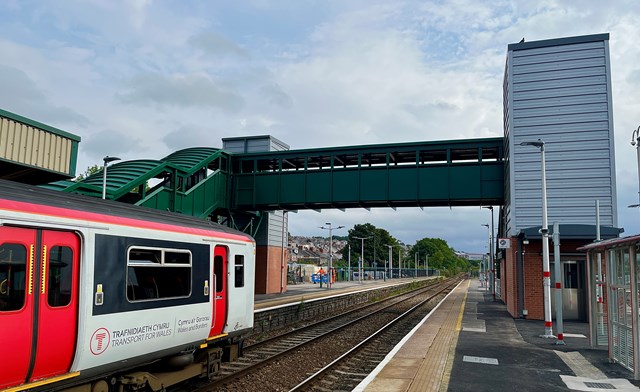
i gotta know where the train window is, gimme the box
[214,255,223,293]
[129,248,161,265]
[234,255,244,288]
[0,243,27,312]
[165,251,190,264]
[126,247,191,302]
[48,246,73,307]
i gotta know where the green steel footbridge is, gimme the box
[43,137,504,231]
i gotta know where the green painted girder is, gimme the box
[231,137,505,210]
[42,138,504,222]
[39,180,78,192]
[161,147,222,175]
[79,159,174,200]
[135,148,231,214]
[136,169,229,218]
[46,148,233,217]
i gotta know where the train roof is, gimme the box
[0,179,253,242]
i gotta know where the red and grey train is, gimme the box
[0,179,255,391]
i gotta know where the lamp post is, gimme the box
[348,244,351,281]
[482,224,490,289]
[630,127,640,209]
[425,252,429,277]
[397,246,402,278]
[483,206,495,300]
[320,223,344,288]
[386,244,393,279]
[102,156,121,199]
[354,236,371,283]
[521,139,555,338]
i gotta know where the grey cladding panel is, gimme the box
[513,57,606,74]
[512,47,605,66]
[511,41,604,57]
[247,139,271,152]
[514,166,612,179]
[512,84,607,100]
[514,66,606,83]
[515,187,613,198]
[266,211,288,247]
[269,138,289,152]
[223,135,290,153]
[513,122,609,137]
[514,103,608,118]
[516,146,612,160]
[222,140,247,153]
[514,112,608,126]
[517,214,613,228]
[512,93,607,109]
[516,158,611,171]
[513,75,606,92]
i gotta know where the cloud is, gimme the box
[259,83,293,108]
[162,126,215,151]
[117,73,245,112]
[1,1,639,251]
[0,64,90,128]
[189,31,249,59]
[82,129,145,158]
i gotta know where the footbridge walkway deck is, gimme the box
[43,137,504,220]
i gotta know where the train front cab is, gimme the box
[0,226,81,390]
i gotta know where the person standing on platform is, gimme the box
[318,267,325,288]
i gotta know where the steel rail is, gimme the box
[289,278,462,391]
[192,278,456,391]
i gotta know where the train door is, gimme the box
[0,227,79,389]
[210,245,228,336]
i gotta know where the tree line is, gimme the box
[335,223,472,276]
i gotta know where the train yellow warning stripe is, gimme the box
[2,372,80,392]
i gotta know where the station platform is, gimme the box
[254,277,427,310]
[356,280,640,392]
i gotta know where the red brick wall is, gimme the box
[503,239,519,317]
[255,246,288,294]
[502,237,595,320]
[522,240,544,319]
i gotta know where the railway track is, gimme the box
[184,276,461,392]
[291,278,461,391]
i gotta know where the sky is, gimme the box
[0,0,639,255]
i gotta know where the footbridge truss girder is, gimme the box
[231,137,505,211]
[45,137,505,223]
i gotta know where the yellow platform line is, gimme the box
[437,280,470,391]
[407,281,469,392]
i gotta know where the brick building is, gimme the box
[501,225,621,320]
[499,33,622,320]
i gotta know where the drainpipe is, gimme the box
[281,212,286,293]
[553,222,565,345]
[518,236,525,318]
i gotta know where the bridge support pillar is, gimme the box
[255,246,288,294]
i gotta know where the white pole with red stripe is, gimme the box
[539,142,555,338]
[553,222,565,344]
[522,139,555,338]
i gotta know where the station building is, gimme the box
[499,33,621,322]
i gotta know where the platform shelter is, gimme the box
[578,234,640,379]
